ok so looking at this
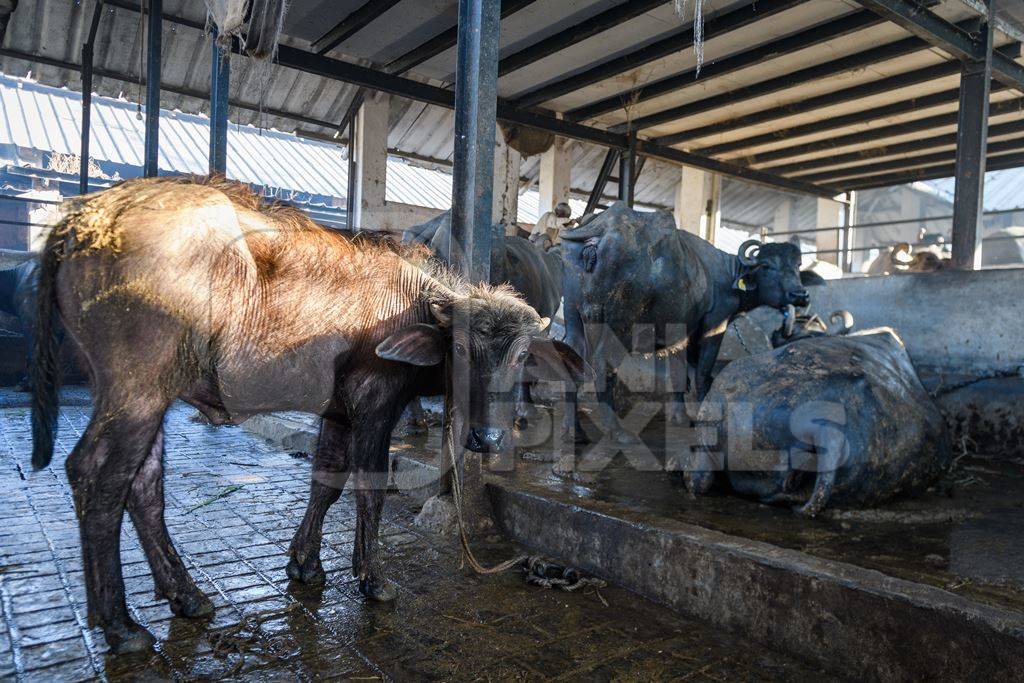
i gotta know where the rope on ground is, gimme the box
[443,403,607,602]
[930,366,1024,397]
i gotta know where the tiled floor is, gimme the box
[0,390,832,681]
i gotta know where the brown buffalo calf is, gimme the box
[31,176,586,653]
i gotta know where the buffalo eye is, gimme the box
[516,349,529,364]
[454,342,467,358]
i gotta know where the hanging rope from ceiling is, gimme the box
[673,0,706,76]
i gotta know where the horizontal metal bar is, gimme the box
[633,140,839,198]
[797,136,1024,183]
[0,194,63,205]
[738,95,1024,166]
[511,0,805,109]
[270,44,839,198]
[0,46,341,130]
[763,118,1024,176]
[659,61,961,147]
[638,35,929,135]
[839,150,1024,190]
[570,9,883,124]
[313,0,404,55]
[771,205,1024,235]
[498,0,664,77]
[854,0,1024,93]
[385,0,537,74]
[696,84,970,157]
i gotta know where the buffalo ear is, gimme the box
[376,324,444,366]
[525,338,593,383]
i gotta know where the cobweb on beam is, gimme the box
[673,0,705,76]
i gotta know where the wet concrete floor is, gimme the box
[398,398,1024,615]
[0,389,833,681]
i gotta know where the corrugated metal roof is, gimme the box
[4,0,1017,204]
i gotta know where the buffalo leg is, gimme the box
[694,332,725,401]
[352,429,397,602]
[127,427,212,618]
[287,417,350,584]
[67,404,165,654]
[797,431,844,518]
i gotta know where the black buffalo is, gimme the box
[688,328,951,516]
[770,306,854,348]
[559,203,808,440]
[0,252,40,389]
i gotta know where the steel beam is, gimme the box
[569,9,883,124]
[696,84,968,157]
[271,45,838,198]
[853,0,1024,93]
[511,0,805,109]
[80,0,104,194]
[339,0,538,139]
[313,0,403,55]
[765,118,1024,176]
[208,29,230,174]
[951,6,993,270]
[143,0,162,177]
[657,61,960,147]
[385,0,536,76]
[499,0,664,77]
[634,36,929,134]
[797,136,1024,183]
[735,94,1021,167]
[584,149,619,216]
[839,151,1024,191]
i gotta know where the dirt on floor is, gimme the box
[0,390,833,681]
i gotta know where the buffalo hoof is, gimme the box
[359,577,398,602]
[168,589,214,618]
[104,620,155,654]
[286,555,327,585]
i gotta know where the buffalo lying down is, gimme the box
[32,177,585,653]
[688,329,951,516]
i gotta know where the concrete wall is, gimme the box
[808,269,1024,373]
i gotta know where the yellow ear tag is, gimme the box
[737,277,748,291]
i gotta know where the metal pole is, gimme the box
[208,28,230,175]
[449,0,500,283]
[618,133,635,206]
[584,149,618,217]
[143,0,162,177]
[951,6,993,270]
[441,0,500,516]
[346,112,357,232]
[79,1,104,195]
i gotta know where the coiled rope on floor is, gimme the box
[442,400,606,598]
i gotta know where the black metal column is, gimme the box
[449,0,500,283]
[79,1,104,194]
[951,7,993,270]
[617,134,635,206]
[143,0,162,177]
[208,28,230,175]
[346,112,358,232]
[584,149,618,217]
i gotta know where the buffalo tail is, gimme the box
[31,226,66,470]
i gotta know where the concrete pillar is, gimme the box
[773,198,792,234]
[352,93,390,231]
[538,137,571,215]
[493,129,521,226]
[816,196,845,266]
[674,165,720,242]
